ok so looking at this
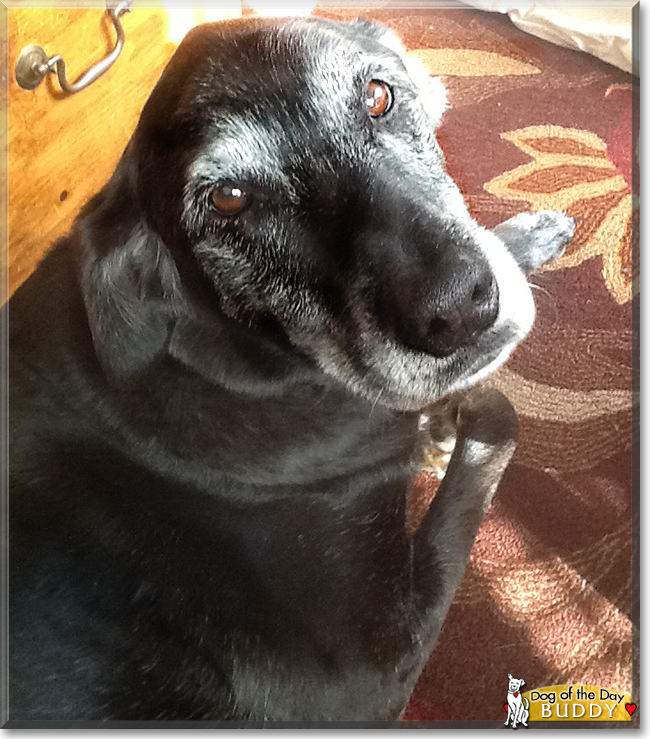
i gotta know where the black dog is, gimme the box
[8,17,575,722]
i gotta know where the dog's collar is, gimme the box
[508,690,520,696]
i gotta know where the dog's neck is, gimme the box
[12,214,423,495]
[105,307,422,491]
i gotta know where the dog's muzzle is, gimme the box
[375,244,500,359]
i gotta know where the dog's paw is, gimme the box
[422,387,517,476]
[493,210,576,273]
[523,210,576,261]
[457,386,517,443]
[454,386,518,471]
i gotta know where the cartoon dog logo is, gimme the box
[504,674,530,728]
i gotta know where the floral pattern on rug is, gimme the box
[484,122,636,305]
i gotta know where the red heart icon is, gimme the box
[625,704,637,716]
[514,692,519,697]
[504,704,508,712]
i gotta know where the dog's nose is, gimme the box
[384,258,500,359]
[424,266,499,357]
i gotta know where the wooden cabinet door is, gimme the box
[6,5,176,299]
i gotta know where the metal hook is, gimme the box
[15,0,133,95]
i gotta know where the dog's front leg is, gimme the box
[492,210,576,273]
[410,387,518,656]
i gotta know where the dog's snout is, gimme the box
[380,256,500,359]
[425,268,499,358]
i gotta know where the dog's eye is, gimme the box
[210,184,249,216]
[365,80,393,118]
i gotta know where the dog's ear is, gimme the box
[79,165,183,384]
[508,674,513,679]
[79,161,312,394]
[350,18,406,55]
[520,680,525,686]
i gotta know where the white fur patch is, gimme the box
[402,56,448,127]
[476,228,536,337]
[458,225,536,389]
[463,439,494,465]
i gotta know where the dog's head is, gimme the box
[81,17,534,410]
[508,675,525,692]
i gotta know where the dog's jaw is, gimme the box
[293,312,530,413]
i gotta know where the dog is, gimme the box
[8,17,575,722]
[505,674,530,728]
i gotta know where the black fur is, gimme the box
[8,17,574,722]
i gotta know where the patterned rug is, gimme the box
[316,5,638,722]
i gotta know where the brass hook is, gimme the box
[15,0,133,95]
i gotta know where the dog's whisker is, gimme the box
[369,388,384,421]
[528,279,559,323]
